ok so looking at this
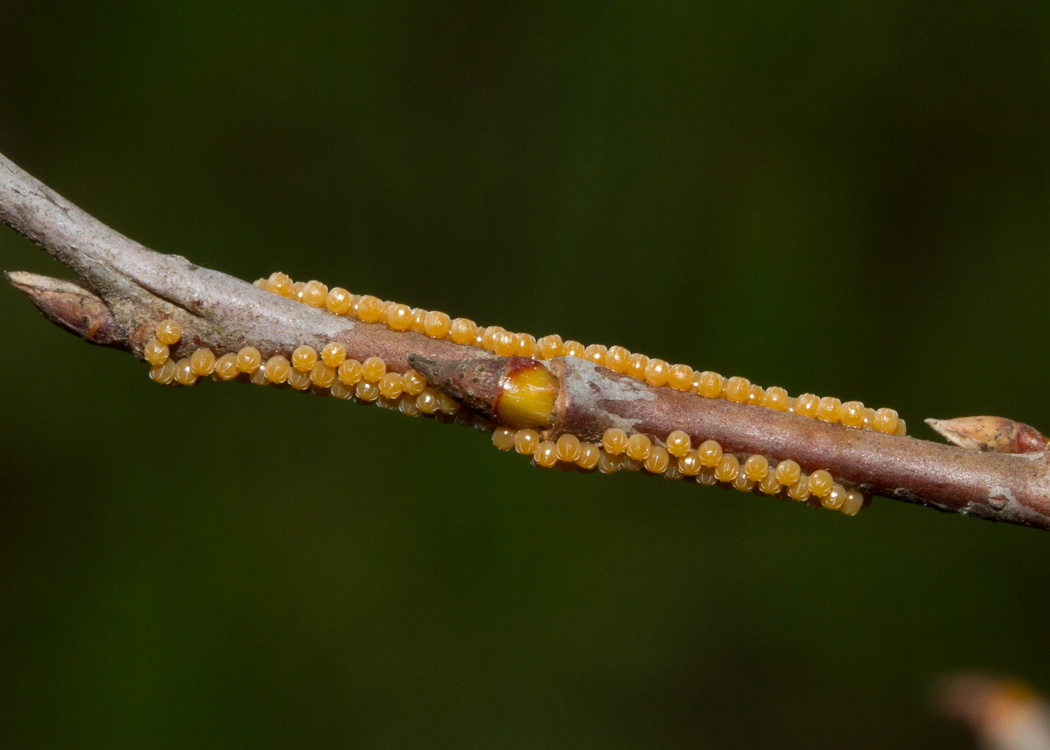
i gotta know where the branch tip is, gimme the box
[6,270,125,347]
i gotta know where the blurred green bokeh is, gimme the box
[3,3,1050,748]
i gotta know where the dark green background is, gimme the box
[3,3,1049,748]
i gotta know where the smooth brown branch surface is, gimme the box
[3,150,1050,530]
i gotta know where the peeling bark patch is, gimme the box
[988,485,1016,510]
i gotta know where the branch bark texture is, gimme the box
[3,151,1049,530]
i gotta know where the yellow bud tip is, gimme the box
[495,358,560,429]
[408,354,560,430]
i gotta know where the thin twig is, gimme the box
[3,151,1049,530]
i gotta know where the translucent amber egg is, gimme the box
[697,440,723,468]
[253,278,269,289]
[325,287,352,315]
[625,433,652,461]
[863,407,877,429]
[714,454,740,483]
[149,359,177,384]
[604,346,630,373]
[644,359,670,387]
[267,271,292,297]
[249,366,268,386]
[338,359,363,386]
[621,456,643,472]
[873,407,899,434]
[449,318,477,345]
[213,353,240,380]
[840,401,865,428]
[385,303,413,331]
[376,395,401,411]
[774,460,801,487]
[356,295,384,323]
[841,490,865,516]
[697,468,717,486]
[602,428,628,455]
[288,369,312,390]
[577,442,601,470]
[697,371,724,399]
[787,477,811,501]
[378,372,404,399]
[556,434,583,463]
[562,340,585,358]
[665,430,691,457]
[724,376,751,404]
[516,334,537,358]
[173,357,197,386]
[625,353,649,380]
[424,311,452,339]
[416,390,439,413]
[795,393,820,418]
[747,385,765,406]
[156,319,182,346]
[301,280,328,308]
[583,344,607,364]
[677,451,702,476]
[816,396,842,423]
[311,362,336,388]
[481,326,505,351]
[494,331,518,357]
[807,470,834,498]
[743,454,770,482]
[190,348,216,376]
[292,345,318,372]
[321,342,346,368]
[822,483,846,511]
[731,474,754,492]
[667,364,693,391]
[410,308,427,333]
[492,428,516,451]
[758,474,781,495]
[402,368,426,396]
[514,429,540,455]
[265,355,291,384]
[362,356,386,382]
[534,441,558,468]
[598,452,623,474]
[289,281,305,300]
[330,381,352,400]
[355,380,380,401]
[398,396,420,415]
[143,339,169,366]
[762,386,789,411]
[644,446,670,474]
[236,346,262,374]
[434,392,461,414]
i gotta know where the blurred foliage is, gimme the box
[2,2,1049,748]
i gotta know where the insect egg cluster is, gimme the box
[138,265,896,519]
[490,427,867,517]
[141,319,473,423]
[260,271,906,436]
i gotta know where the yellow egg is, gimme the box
[665,430,692,457]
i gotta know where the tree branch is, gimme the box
[3,150,1049,530]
